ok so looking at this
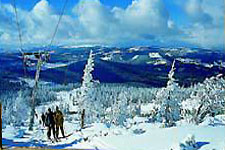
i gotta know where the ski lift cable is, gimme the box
[12,0,68,54]
[48,0,68,49]
[28,0,68,130]
[11,0,68,78]
[12,0,24,55]
[12,0,28,76]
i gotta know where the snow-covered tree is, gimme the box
[14,91,30,126]
[2,90,30,127]
[79,50,100,126]
[182,74,225,124]
[135,93,142,116]
[2,99,14,127]
[127,95,136,118]
[154,60,181,127]
[111,92,129,126]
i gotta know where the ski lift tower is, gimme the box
[24,52,50,130]
[12,0,68,130]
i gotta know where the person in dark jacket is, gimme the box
[46,108,57,141]
[55,106,65,139]
[41,113,46,127]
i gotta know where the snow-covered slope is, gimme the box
[3,116,225,150]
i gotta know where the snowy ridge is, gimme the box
[61,45,98,49]
[176,58,201,65]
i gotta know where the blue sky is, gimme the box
[0,0,224,49]
[1,0,133,10]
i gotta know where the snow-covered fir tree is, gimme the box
[2,99,14,127]
[182,74,225,124]
[79,50,100,125]
[135,92,142,116]
[111,92,129,126]
[154,60,181,127]
[2,90,30,127]
[14,91,30,126]
[127,95,136,118]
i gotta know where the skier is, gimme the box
[45,112,48,126]
[41,113,46,127]
[46,108,57,141]
[55,106,65,139]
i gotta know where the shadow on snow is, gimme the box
[196,141,210,149]
[3,137,84,149]
[3,138,210,149]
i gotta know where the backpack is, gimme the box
[55,111,63,124]
[45,114,50,126]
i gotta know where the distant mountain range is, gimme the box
[0,46,224,88]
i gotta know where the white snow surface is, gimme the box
[3,122,224,150]
[129,47,141,52]
[149,52,162,58]
[141,103,157,115]
[43,63,68,69]
[154,59,167,65]
[132,55,139,60]
[101,55,112,61]
[3,109,225,150]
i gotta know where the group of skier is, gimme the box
[41,106,65,141]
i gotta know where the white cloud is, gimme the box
[73,0,177,45]
[179,0,224,48]
[32,0,52,16]
[182,24,224,49]
[0,0,79,47]
[201,0,224,27]
[0,0,223,49]
[73,0,115,38]
[114,0,170,35]
[185,0,212,26]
